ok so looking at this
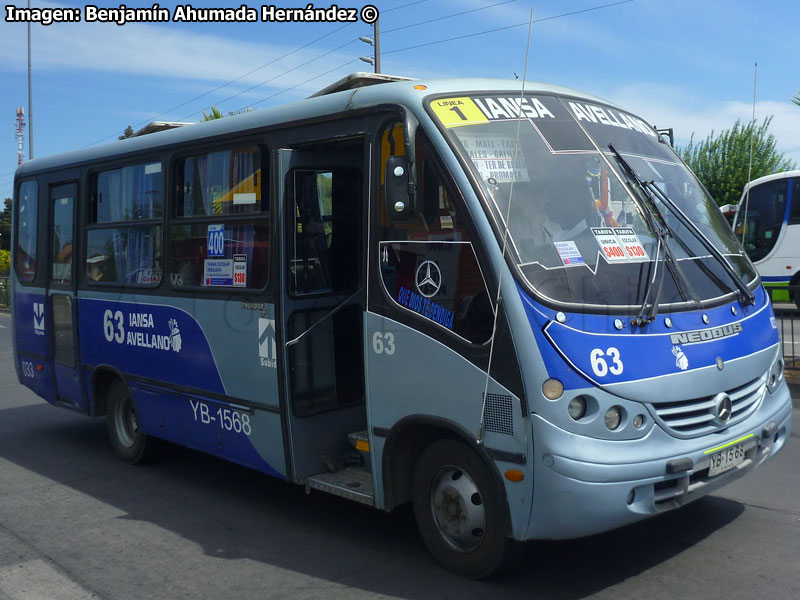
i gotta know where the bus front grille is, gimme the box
[647,375,766,438]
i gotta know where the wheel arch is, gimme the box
[90,365,127,417]
[380,415,513,536]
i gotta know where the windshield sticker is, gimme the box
[233,254,247,287]
[431,96,556,128]
[204,258,233,286]
[614,227,649,260]
[591,227,628,263]
[472,96,555,121]
[553,241,585,267]
[456,131,530,183]
[567,101,657,138]
[207,224,224,257]
[430,97,490,128]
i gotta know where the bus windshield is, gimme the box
[433,93,756,309]
[735,178,788,262]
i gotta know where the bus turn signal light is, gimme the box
[504,470,524,482]
[36,364,43,371]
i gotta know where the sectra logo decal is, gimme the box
[33,302,45,336]
[415,260,442,298]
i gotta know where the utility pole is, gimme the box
[15,108,26,166]
[358,17,381,74]
[27,0,33,159]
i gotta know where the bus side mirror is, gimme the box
[386,156,417,222]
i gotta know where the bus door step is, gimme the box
[305,466,374,506]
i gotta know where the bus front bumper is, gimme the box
[525,384,792,540]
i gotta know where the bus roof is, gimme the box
[14,75,618,178]
[740,169,800,196]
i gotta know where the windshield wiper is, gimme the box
[641,179,756,306]
[607,145,694,325]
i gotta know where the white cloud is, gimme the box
[0,3,359,97]
[609,84,800,166]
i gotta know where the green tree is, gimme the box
[202,105,224,121]
[0,198,11,251]
[679,116,796,207]
[793,92,800,108]
[118,125,134,140]
[0,250,9,274]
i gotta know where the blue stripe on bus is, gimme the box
[518,284,778,388]
[78,297,226,395]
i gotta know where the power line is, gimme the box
[251,58,361,109]
[383,0,518,34]
[177,38,360,121]
[84,22,355,147]
[383,0,430,14]
[82,1,432,146]
[381,0,636,56]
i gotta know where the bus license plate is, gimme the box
[708,442,746,477]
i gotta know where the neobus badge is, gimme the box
[669,322,743,345]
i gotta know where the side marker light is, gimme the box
[504,470,524,482]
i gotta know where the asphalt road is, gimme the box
[0,310,798,599]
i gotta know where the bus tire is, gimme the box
[411,439,523,578]
[106,380,162,464]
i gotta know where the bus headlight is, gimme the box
[568,397,586,420]
[604,406,622,430]
[767,355,784,393]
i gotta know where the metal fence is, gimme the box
[0,276,8,308]
[765,286,799,372]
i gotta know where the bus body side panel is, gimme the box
[13,288,57,403]
[77,292,287,480]
[365,311,533,539]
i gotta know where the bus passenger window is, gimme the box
[377,124,492,344]
[169,146,269,290]
[15,180,38,282]
[51,195,73,285]
[87,162,163,286]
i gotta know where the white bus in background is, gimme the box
[733,170,800,306]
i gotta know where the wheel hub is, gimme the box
[431,467,486,553]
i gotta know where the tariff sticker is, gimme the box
[233,254,247,287]
[554,240,585,267]
[614,227,649,260]
[591,227,627,263]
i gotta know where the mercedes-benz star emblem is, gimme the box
[715,393,733,423]
[415,260,442,298]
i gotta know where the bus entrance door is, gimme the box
[47,182,85,411]
[277,144,368,486]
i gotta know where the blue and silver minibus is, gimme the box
[11,73,791,578]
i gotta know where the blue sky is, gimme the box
[1,0,799,201]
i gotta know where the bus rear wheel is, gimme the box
[106,381,162,464]
[411,439,523,578]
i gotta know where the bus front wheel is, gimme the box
[411,439,523,578]
[106,381,162,464]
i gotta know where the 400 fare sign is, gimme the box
[103,310,182,353]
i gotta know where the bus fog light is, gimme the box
[633,414,645,428]
[777,358,784,381]
[604,406,622,430]
[542,378,564,400]
[568,397,586,420]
